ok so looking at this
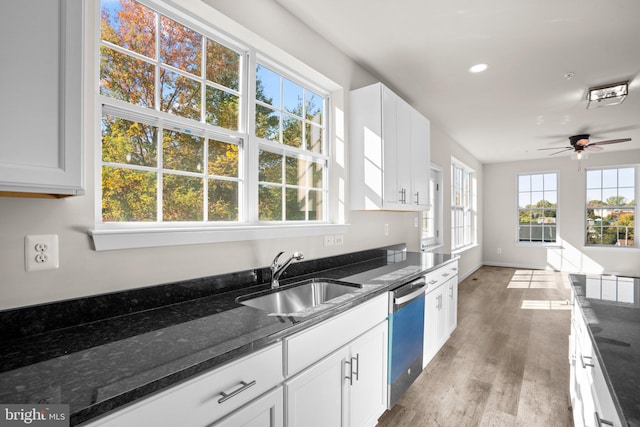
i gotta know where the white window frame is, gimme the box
[516,171,559,245]
[421,164,443,251]
[451,158,477,252]
[584,165,638,248]
[90,0,345,250]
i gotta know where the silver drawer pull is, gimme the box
[345,360,353,385]
[218,380,256,403]
[594,411,614,426]
[352,354,360,381]
[429,280,438,285]
[581,355,595,369]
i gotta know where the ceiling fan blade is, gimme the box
[587,138,632,147]
[537,146,572,151]
[547,148,573,156]
[585,145,603,152]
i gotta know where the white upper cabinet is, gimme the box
[0,0,84,197]
[350,82,430,211]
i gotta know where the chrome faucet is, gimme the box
[271,251,304,288]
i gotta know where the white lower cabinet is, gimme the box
[285,321,388,427]
[423,261,458,368]
[81,343,283,427]
[569,295,623,427]
[213,386,283,427]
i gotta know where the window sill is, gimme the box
[582,245,640,251]
[89,223,349,251]
[451,243,479,255]
[516,242,564,249]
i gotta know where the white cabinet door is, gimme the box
[285,349,345,427]
[381,87,402,208]
[285,321,389,427]
[213,387,283,427]
[409,109,430,209]
[350,82,430,211]
[347,321,388,427]
[445,277,458,336]
[0,0,84,197]
[423,286,444,367]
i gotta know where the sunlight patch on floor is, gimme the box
[508,269,570,289]
[520,300,572,310]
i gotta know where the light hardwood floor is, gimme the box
[377,265,574,427]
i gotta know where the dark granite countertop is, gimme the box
[0,246,456,425]
[569,274,640,427]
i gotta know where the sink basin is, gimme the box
[237,278,362,315]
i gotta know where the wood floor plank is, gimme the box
[376,266,572,427]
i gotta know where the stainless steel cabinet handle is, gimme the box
[594,411,614,426]
[449,285,453,298]
[218,380,256,403]
[581,355,595,368]
[399,188,407,203]
[345,359,353,385]
[414,192,419,204]
[352,354,360,382]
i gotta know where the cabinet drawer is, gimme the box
[85,343,283,427]
[285,293,387,376]
[425,261,458,293]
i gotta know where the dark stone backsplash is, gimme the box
[0,244,402,342]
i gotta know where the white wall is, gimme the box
[430,125,484,280]
[483,149,640,276]
[0,0,460,310]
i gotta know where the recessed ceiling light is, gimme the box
[469,63,488,73]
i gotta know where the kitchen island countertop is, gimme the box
[569,273,640,427]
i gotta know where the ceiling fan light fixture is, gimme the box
[587,81,628,109]
[572,150,588,161]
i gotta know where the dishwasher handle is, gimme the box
[394,285,426,305]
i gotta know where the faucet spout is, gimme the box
[271,251,304,288]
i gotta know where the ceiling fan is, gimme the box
[539,134,632,159]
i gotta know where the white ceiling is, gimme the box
[275,0,640,163]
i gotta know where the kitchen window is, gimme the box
[94,0,332,248]
[586,166,636,247]
[517,172,558,243]
[451,159,476,251]
[422,165,442,250]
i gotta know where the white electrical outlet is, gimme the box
[414,216,419,227]
[324,235,335,247]
[25,235,59,272]
[497,247,502,255]
[384,224,389,236]
[334,234,344,246]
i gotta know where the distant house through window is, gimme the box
[517,172,558,243]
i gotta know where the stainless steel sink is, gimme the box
[237,278,362,315]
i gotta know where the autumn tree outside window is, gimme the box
[98,0,329,227]
[517,172,558,243]
[586,167,636,246]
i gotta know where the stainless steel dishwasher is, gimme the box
[387,276,426,408]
